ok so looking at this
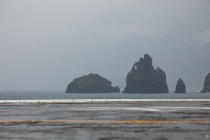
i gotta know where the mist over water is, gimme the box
[0,0,209,93]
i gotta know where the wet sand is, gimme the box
[0,101,210,140]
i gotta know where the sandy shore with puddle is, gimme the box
[0,101,210,140]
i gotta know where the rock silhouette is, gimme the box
[174,78,186,93]
[66,73,120,93]
[201,73,210,93]
[123,54,168,93]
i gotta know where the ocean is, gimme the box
[0,90,209,100]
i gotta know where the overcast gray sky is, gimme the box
[0,0,209,91]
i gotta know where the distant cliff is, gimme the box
[201,73,210,93]
[174,78,186,93]
[123,54,168,93]
[66,73,120,93]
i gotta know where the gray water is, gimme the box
[0,90,209,100]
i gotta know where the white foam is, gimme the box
[0,99,210,103]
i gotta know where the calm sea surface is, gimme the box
[0,90,209,100]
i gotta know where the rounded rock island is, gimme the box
[65,73,120,93]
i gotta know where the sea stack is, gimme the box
[123,54,169,93]
[65,73,120,93]
[174,78,186,93]
[201,73,210,93]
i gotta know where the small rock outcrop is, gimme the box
[123,54,169,93]
[65,73,120,93]
[174,78,186,93]
[201,73,210,93]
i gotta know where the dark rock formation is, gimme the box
[123,54,168,93]
[201,73,210,93]
[174,78,186,93]
[66,73,120,93]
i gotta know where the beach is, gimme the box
[0,100,210,140]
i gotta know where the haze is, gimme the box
[0,0,210,91]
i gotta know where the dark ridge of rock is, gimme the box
[65,73,120,93]
[174,78,186,93]
[201,73,210,93]
[123,54,169,93]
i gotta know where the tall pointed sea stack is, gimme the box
[174,78,186,93]
[123,54,168,93]
[201,73,210,93]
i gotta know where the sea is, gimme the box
[0,89,210,100]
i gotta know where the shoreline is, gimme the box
[0,99,210,103]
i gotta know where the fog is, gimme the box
[0,0,209,91]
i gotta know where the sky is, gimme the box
[0,0,209,91]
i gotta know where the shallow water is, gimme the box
[0,90,209,100]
